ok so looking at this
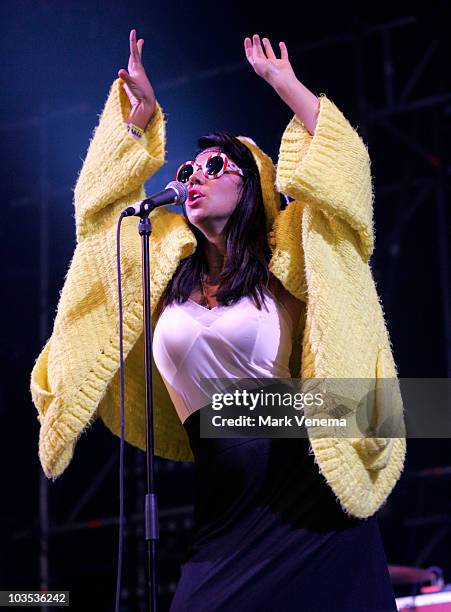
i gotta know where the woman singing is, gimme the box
[31,28,405,611]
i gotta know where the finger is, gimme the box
[252,34,266,59]
[123,81,134,101]
[129,29,135,58]
[279,41,289,61]
[118,68,132,84]
[130,29,140,63]
[262,37,276,60]
[244,37,253,63]
[137,38,144,59]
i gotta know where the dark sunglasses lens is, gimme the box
[177,165,194,183]
[205,155,224,176]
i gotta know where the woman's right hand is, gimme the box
[118,29,156,130]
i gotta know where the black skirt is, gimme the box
[169,409,397,612]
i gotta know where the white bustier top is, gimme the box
[152,287,293,424]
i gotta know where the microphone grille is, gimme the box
[165,180,188,205]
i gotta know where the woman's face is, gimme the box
[183,148,243,237]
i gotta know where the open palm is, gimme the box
[244,34,296,91]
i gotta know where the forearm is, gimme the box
[275,78,320,135]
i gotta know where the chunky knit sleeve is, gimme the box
[30,79,169,478]
[276,95,374,262]
[74,78,166,240]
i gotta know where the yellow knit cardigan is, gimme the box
[30,79,406,519]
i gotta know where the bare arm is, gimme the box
[245,33,374,261]
[244,34,319,135]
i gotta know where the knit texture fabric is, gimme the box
[30,78,406,518]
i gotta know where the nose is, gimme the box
[188,167,205,186]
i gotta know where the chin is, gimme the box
[186,211,207,227]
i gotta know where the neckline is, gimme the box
[187,298,227,312]
[187,287,293,330]
[188,298,219,311]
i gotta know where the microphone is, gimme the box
[121,181,188,217]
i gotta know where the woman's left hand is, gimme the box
[244,33,320,135]
[244,34,297,92]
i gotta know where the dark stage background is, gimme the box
[1,2,450,610]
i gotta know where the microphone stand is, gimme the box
[138,210,159,612]
[121,182,186,611]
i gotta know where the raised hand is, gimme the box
[244,34,297,93]
[244,33,319,135]
[118,29,156,129]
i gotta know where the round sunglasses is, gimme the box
[175,152,244,184]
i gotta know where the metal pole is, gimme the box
[138,215,159,611]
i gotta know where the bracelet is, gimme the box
[127,122,145,139]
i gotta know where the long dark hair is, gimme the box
[161,132,272,310]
